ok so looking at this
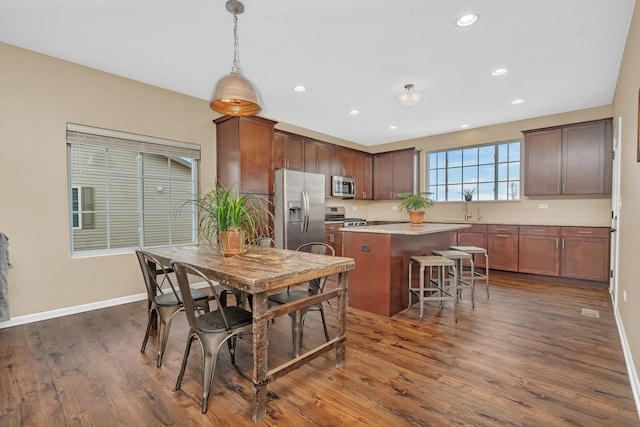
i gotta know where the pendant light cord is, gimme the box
[232,13,240,72]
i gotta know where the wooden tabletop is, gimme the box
[144,244,355,294]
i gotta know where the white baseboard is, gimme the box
[614,307,640,419]
[0,281,210,330]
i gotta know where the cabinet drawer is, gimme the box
[488,225,518,235]
[325,223,343,232]
[561,227,609,238]
[519,225,560,236]
[461,224,487,233]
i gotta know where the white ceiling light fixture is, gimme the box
[460,124,470,128]
[492,68,508,76]
[349,109,360,115]
[456,14,479,27]
[210,0,262,116]
[389,124,398,130]
[293,85,306,92]
[395,84,424,107]
[511,98,525,104]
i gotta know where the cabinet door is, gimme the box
[524,129,562,196]
[317,143,332,198]
[488,234,519,271]
[392,150,417,195]
[353,152,373,200]
[324,224,343,257]
[560,227,610,282]
[304,139,318,173]
[562,121,606,194]
[518,235,560,276]
[274,131,303,171]
[331,146,354,177]
[373,153,394,200]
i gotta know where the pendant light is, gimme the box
[395,84,424,107]
[210,0,262,116]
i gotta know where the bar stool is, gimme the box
[450,245,489,298]
[408,256,458,322]
[432,250,475,308]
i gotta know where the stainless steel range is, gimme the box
[325,206,367,227]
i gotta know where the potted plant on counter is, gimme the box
[187,183,272,256]
[396,192,435,226]
[463,187,477,202]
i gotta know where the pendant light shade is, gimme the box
[396,84,424,107]
[210,0,262,116]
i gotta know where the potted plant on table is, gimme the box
[463,188,477,202]
[396,192,435,226]
[188,183,272,256]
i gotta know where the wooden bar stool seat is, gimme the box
[432,249,475,308]
[450,245,489,298]
[408,256,458,322]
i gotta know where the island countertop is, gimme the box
[340,222,470,235]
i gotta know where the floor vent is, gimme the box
[581,308,600,318]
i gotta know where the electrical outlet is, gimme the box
[392,205,398,210]
[623,289,627,302]
[538,203,548,209]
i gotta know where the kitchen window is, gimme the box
[67,124,200,255]
[427,140,521,201]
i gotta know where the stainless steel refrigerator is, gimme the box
[274,169,325,250]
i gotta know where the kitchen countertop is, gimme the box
[424,220,610,227]
[339,222,470,235]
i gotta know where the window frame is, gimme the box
[427,139,522,202]
[67,124,200,256]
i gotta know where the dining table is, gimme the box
[142,244,355,422]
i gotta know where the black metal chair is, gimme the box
[136,250,210,367]
[268,242,334,357]
[172,260,253,414]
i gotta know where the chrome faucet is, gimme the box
[464,202,472,222]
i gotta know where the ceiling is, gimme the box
[0,0,635,146]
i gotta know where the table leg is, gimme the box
[336,271,348,368]
[251,291,269,422]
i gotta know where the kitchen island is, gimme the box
[341,223,470,317]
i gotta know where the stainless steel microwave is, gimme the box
[331,176,355,198]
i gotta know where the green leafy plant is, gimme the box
[396,192,435,213]
[184,183,272,248]
[462,188,477,201]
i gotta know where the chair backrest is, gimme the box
[171,261,232,332]
[136,250,180,303]
[256,237,275,247]
[295,242,335,293]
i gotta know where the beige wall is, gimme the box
[612,0,640,395]
[0,42,218,317]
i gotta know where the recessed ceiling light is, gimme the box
[511,98,525,105]
[456,14,478,27]
[389,125,398,130]
[492,68,508,76]
[292,85,306,92]
[349,109,360,115]
[460,124,470,128]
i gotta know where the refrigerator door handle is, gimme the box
[301,190,309,233]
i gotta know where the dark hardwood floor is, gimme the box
[0,271,637,426]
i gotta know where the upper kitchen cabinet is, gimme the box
[214,115,276,195]
[331,145,354,177]
[373,148,420,200]
[523,119,612,196]
[352,151,373,200]
[304,138,332,197]
[273,130,304,171]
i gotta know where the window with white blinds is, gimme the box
[67,124,200,255]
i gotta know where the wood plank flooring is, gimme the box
[0,271,637,426]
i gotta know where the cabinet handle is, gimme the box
[533,229,545,232]
[496,228,508,231]
[556,238,558,249]
[577,231,592,234]
[562,238,565,249]
[496,234,508,238]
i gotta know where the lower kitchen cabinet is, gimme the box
[455,224,488,269]
[324,223,343,257]
[560,227,610,282]
[487,225,519,272]
[518,226,560,276]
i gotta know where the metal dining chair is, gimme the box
[268,242,334,357]
[136,250,211,367]
[171,260,253,414]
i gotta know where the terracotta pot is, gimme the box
[408,210,425,227]
[220,230,245,256]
